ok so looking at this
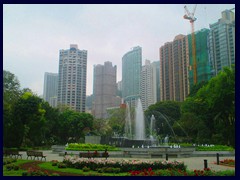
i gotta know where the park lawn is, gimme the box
[3,159,34,176]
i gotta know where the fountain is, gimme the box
[104,101,195,158]
[135,99,145,140]
[149,115,158,147]
[124,102,132,139]
[150,115,156,136]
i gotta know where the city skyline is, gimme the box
[3,4,235,96]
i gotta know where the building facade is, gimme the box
[160,35,189,102]
[160,42,174,101]
[122,46,142,107]
[151,61,161,102]
[208,9,235,76]
[92,61,118,119]
[188,28,212,89]
[141,60,158,111]
[57,44,87,112]
[172,35,189,102]
[43,72,58,106]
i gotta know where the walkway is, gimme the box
[18,150,235,172]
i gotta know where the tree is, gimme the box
[58,110,94,144]
[188,81,208,97]
[41,101,60,145]
[107,108,126,136]
[3,70,22,147]
[12,92,46,147]
[3,70,21,105]
[145,101,181,140]
[180,66,235,146]
[200,66,235,147]
[92,118,112,136]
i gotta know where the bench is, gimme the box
[3,150,23,159]
[79,152,109,159]
[26,151,46,161]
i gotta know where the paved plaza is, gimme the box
[18,150,235,172]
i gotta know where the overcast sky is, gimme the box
[3,4,235,96]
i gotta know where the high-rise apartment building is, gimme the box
[122,46,142,107]
[172,35,189,101]
[57,44,87,112]
[160,35,189,102]
[188,28,212,89]
[140,60,156,111]
[208,9,235,76]
[92,61,118,119]
[160,42,174,101]
[43,72,58,106]
[50,96,58,108]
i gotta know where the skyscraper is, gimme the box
[188,28,212,89]
[160,35,189,102]
[122,46,142,107]
[141,60,156,111]
[57,44,87,112]
[92,61,118,119]
[151,61,161,102]
[43,72,58,106]
[208,9,235,76]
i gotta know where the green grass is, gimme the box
[195,145,234,151]
[3,159,235,176]
[3,159,34,176]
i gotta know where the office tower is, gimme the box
[188,28,212,89]
[160,35,189,102]
[117,81,122,98]
[57,44,87,112]
[92,61,117,119]
[122,46,142,107]
[43,72,58,106]
[151,61,161,102]
[140,60,156,111]
[208,9,235,76]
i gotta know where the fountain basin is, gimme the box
[121,147,196,158]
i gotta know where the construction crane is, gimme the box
[184,4,198,85]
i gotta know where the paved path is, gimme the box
[19,150,235,172]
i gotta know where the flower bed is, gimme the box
[63,155,186,172]
[219,159,235,167]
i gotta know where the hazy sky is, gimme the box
[3,4,235,96]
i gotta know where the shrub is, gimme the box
[66,143,120,151]
[82,166,90,172]
[51,160,59,166]
[58,162,67,168]
[196,145,234,151]
[22,172,28,176]
[13,165,19,170]
[51,173,60,176]
[220,159,235,166]
[3,158,17,165]
[5,164,19,171]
